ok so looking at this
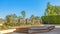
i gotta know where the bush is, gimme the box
[3,22,21,27]
[41,15,60,24]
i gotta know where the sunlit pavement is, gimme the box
[43,24,60,28]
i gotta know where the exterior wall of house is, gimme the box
[18,18,23,23]
[0,20,5,25]
[26,19,30,24]
[31,18,42,25]
[31,19,35,25]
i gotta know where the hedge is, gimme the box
[41,15,60,24]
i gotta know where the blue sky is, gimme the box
[0,0,60,18]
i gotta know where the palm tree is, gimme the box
[21,10,26,23]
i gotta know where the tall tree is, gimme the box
[21,10,26,23]
[54,6,60,15]
[30,14,35,20]
[21,11,26,19]
[45,2,51,16]
[12,14,18,23]
[5,14,18,26]
[6,15,12,23]
[6,14,18,23]
[45,2,55,16]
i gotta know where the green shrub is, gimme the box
[41,15,60,24]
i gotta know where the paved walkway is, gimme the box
[6,28,60,34]
[43,24,60,28]
[6,25,60,34]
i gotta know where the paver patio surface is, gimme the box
[6,28,60,34]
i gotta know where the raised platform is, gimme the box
[14,26,55,33]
